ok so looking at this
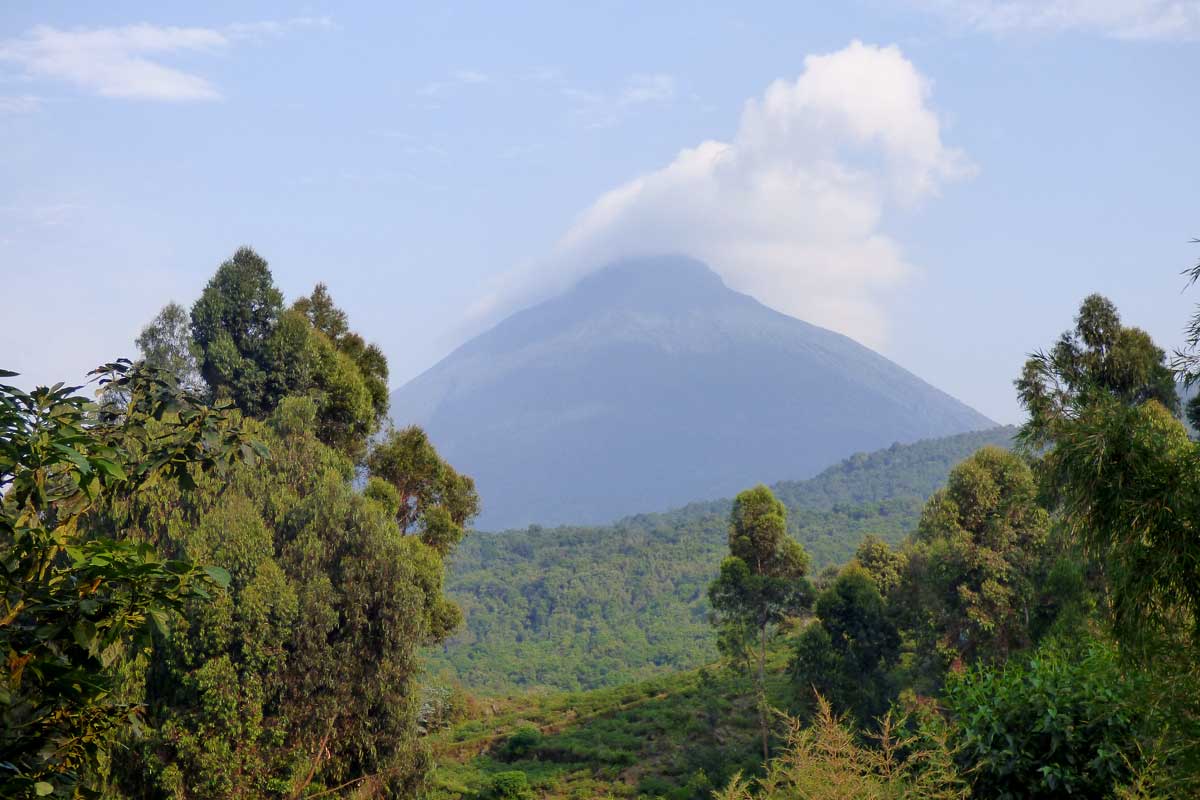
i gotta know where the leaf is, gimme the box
[91,458,127,481]
[148,608,170,639]
[204,565,232,589]
[73,620,98,652]
[35,781,54,796]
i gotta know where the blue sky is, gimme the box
[2,1,1198,423]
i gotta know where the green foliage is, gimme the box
[1016,293,1178,448]
[945,637,1151,799]
[294,283,390,425]
[0,362,254,797]
[135,302,202,392]
[790,567,899,725]
[497,726,542,761]
[713,696,966,800]
[430,427,1015,693]
[481,771,533,800]
[895,446,1052,681]
[709,486,811,758]
[1042,398,1200,655]
[103,394,473,797]
[369,426,480,553]
[187,249,388,460]
[424,662,772,800]
[190,247,290,417]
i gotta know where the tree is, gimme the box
[190,247,296,416]
[135,302,203,391]
[293,284,390,431]
[108,397,476,797]
[791,567,900,725]
[852,535,906,596]
[189,257,389,461]
[1016,293,1178,447]
[1172,238,1200,429]
[708,486,811,760]
[1018,289,1200,654]
[367,426,480,547]
[1015,280,1200,788]
[895,447,1051,684]
[0,361,255,797]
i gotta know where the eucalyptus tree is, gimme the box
[708,485,811,760]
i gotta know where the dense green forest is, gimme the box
[5,245,1200,800]
[428,426,1014,692]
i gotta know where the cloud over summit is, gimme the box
[507,41,971,348]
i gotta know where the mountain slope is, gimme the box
[392,255,994,530]
[426,426,1017,693]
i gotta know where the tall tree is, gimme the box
[108,398,477,797]
[135,302,203,391]
[1016,293,1178,447]
[895,446,1051,684]
[190,247,296,416]
[708,486,811,760]
[790,566,900,725]
[1013,260,1200,789]
[293,283,389,422]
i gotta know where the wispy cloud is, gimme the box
[226,16,335,40]
[0,18,331,102]
[0,94,42,113]
[917,0,1200,40]
[564,72,677,128]
[417,69,493,97]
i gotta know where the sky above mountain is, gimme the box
[2,1,1198,423]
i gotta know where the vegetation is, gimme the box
[429,426,1015,693]
[709,486,811,759]
[2,248,477,798]
[7,237,1200,800]
[944,637,1151,798]
[0,362,257,796]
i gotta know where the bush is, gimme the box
[713,695,964,800]
[497,725,543,761]
[483,771,534,800]
[944,637,1151,798]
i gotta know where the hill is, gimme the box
[425,425,1017,693]
[391,256,995,530]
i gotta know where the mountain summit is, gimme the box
[391,256,993,529]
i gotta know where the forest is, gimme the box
[4,244,1200,800]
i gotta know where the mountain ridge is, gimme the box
[392,255,994,530]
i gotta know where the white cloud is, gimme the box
[919,0,1200,40]
[0,24,226,101]
[0,18,331,102]
[472,41,972,349]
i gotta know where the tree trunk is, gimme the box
[758,621,768,762]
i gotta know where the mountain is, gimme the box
[426,425,1017,693]
[391,255,995,530]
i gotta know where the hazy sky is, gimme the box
[2,1,1198,423]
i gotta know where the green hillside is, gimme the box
[427,426,1016,693]
[424,649,793,800]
